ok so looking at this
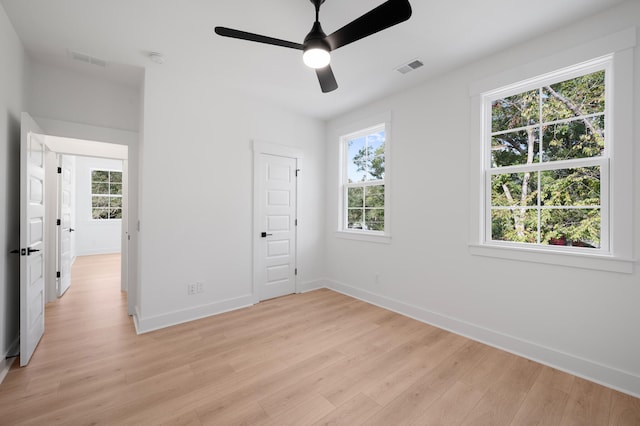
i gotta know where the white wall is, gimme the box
[74,156,122,256]
[325,1,640,397]
[0,2,25,379]
[28,59,140,132]
[136,65,326,331]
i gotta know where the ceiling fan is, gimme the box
[214,0,412,93]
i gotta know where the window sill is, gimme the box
[335,231,391,244]
[469,243,634,274]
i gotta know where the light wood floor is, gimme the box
[1,254,639,425]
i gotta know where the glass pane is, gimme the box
[541,116,604,161]
[347,136,367,182]
[542,70,605,122]
[368,154,385,181]
[491,208,538,244]
[110,171,122,183]
[92,196,110,207]
[92,182,109,194]
[366,131,385,180]
[92,170,109,182]
[491,172,538,207]
[365,185,384,208]
[110,196,123,208]
[109,208,123,219]
[491,89,540,132]
[347,209,364,230]
[110,183,122,195]
[92,208,109,219]
[365,209,384,231]
[541,208,600,249]
[347,187,363,208]
[541,167,600,207]
[491,128,539,167]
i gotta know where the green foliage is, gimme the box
[91,169,123,220]
[490,71,604,248]
[91,170,109,182]
[346,131,385,231]
[347,185,384,231]
[352,141,385,181]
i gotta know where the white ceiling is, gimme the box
[1,0,625,120]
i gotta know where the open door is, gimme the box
[57,155,73,296]
[19,112,46,366]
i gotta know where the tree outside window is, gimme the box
[487,68,606,249]
[342,125,386,232]
[91,170,122,220]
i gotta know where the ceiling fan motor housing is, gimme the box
[304,21,330,52]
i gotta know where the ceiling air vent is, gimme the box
[395,59,424,74]
[68,50,108,67]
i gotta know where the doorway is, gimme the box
[44,137,129,309]
[48,154,124,303]
[19,113,136,367]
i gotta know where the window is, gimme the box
[469,28,635,273]
[485,61,608,251]
[91,169,122,220]
[340,123,388,236]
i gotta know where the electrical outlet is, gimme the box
[188,282,204,295]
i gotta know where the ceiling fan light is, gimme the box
[303,48,331,69]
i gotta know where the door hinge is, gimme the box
[295,169,300,177]
[295,219,298,226]
[295,268,298,276]
[56,271,61,278]
[57,167,62,174]
[56,219,61,226]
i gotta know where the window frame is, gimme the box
[336,112,391,243]
[482,58,611,254]
[90,168,123,221]
[468,28,635,273]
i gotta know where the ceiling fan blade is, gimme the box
[215,27,304,50]
[325,0,412,51]
[316,65,338,93]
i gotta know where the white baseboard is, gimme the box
[325,279,640,399]
[135,281,327,334]
[135,295,255,334]
[0,337,20,385]
[297,279,330,294]
[132,306,142,334]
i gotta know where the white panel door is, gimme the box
[57,155,73,296]
[256,154,297,301]
[20,112,46,367]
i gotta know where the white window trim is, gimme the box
[90,168,123,221]
[469,28,636,274]
[336,111,392,244]
[484,58,610,252]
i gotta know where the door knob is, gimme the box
[69,228,75,232]
[261,232,273,238]
[27,247,40,255]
